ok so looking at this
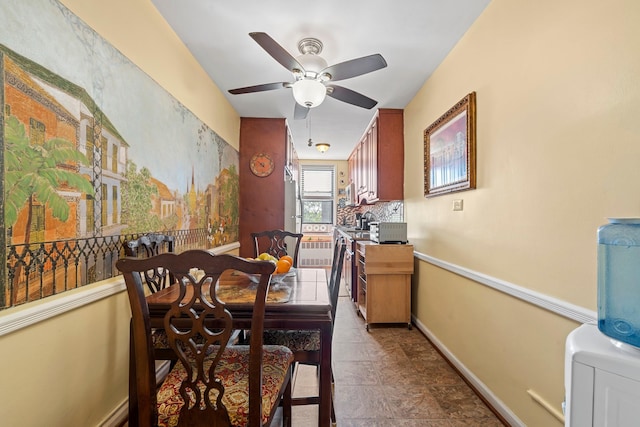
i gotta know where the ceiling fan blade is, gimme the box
[321,54,387,82]
[293,102,310,120]
[327,85,378,109]
[228,82,289,94]
[249,32,304,72]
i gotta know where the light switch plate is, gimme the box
[453,199,463,211]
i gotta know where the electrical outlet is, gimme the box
[453,199,463,211]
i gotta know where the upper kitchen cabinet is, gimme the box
[285,125,299,181]
[348,109,404,204]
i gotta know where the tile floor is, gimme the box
[122,287,506,426]
[272,292,506,426]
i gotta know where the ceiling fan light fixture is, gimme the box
[296,53,328,75]
[292,79,326,108]
[315,142,330,153]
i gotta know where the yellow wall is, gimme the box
[61,0,240,150]
[404,0,640,425]
[5,0,640,425]
[0,282,131,425]
[0,0,240,425]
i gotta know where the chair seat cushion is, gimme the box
[263,329,321,352]
[157,345,293,427]
[151,328,170,349]
[152,328,207,349]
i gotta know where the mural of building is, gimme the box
[34,76,129,238]
[150,177,178,230]
[2,45,130,244]
[1,21,239,309]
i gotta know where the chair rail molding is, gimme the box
[0,278,126,337]
[0,242,241,336]
[413,250,596,324]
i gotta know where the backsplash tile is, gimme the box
[337,199,404,226]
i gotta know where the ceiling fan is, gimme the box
[228,32,387,120]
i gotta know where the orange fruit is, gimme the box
[275,258,291,274]
[280,255,294,266]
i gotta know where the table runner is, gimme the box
[215,270,293,303]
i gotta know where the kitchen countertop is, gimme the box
[335,226,371,241]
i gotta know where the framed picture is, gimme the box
[424,92,476,198]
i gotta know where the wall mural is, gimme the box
[0,0,239,308]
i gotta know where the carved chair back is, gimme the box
[251,229,303,267]
[124,233,175,293]
[116,250,288,426]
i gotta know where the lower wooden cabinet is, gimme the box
[356,241,414,330]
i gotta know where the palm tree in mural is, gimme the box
[4,115,95,244]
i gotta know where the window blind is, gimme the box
[300,165,335,224]
[301,165,334,199]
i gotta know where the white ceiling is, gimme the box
[151,0,491,160]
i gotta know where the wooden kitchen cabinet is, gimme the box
[284,126,299,180]
[348,109,404,204]
[356,241,414,330]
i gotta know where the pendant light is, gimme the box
[315,142,330,153]
[306,113,330,153]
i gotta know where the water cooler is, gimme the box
[565,322,640,426]
[564,218,640,426]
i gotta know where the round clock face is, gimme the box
[250,153,275,177]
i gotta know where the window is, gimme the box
[112,186,118,223]
[86,195,94,234]
[29,118,45,146]
[101,183,108,226]
[112,144,118,172]
[101,136,108,170]
[30,204,45,243]
[300,165,334,224]
[85,125,95,165]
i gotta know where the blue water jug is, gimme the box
[598,218,640,347]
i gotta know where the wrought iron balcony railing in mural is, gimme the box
[3,229,211,310]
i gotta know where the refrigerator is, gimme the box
[284,178,301,235]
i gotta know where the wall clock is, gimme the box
[250,153,275,177]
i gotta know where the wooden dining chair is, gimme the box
[262,237,347,425]
[124,233,176,292]
[117,250,293,427]
[251,229,303,267]
[123,234,178,362]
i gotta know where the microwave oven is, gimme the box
[369,222,408,243]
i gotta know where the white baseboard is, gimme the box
[99,360,171,426]
[412,316,526,427]
[98,399,127,427]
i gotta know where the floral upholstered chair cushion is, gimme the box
[119,251,293,426]
[157,345,293,427]
[262,329,320,352]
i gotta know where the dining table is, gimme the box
[142,267,333,427]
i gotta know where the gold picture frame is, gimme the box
[424,92,476,198]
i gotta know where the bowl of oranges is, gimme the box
[247,253,296,284]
